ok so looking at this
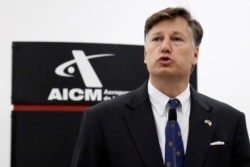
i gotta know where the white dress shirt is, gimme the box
[148,81,191,161]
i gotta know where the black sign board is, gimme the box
[12,42,148,105]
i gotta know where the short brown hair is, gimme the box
[144,7,203,47]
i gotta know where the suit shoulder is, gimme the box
[84,89,140,115]
[85,83,148,114]
[91,92,131,108]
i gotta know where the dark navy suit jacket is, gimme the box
[72,82,250,167]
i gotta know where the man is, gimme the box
[71,7,250,167]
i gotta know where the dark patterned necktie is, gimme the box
[165,99,184,167]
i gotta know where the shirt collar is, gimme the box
[148,81,190,116]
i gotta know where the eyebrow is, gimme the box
[149,30,187,38]
[149,31,164,36]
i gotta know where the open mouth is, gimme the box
[158,56,173,65]
[160,57,170,61]
[159,56,171,62]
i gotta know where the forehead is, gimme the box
[148,17,190,36]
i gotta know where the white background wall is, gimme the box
[1,0,250,166]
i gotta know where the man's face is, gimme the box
[144,17,198,81]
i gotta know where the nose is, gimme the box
[160,39,171,53]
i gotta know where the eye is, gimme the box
[172,37,183,42]
[152,36,163,42]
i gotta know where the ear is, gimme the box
[192,47,199,65]
[144,49,147,64]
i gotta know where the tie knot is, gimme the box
[168,99,180,109]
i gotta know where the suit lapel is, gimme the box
[123,83,217,167]
[184,87,216,167]
[123,82,164,167]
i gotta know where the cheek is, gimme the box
[181,48,197,64]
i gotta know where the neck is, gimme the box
[149,76,189,98]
